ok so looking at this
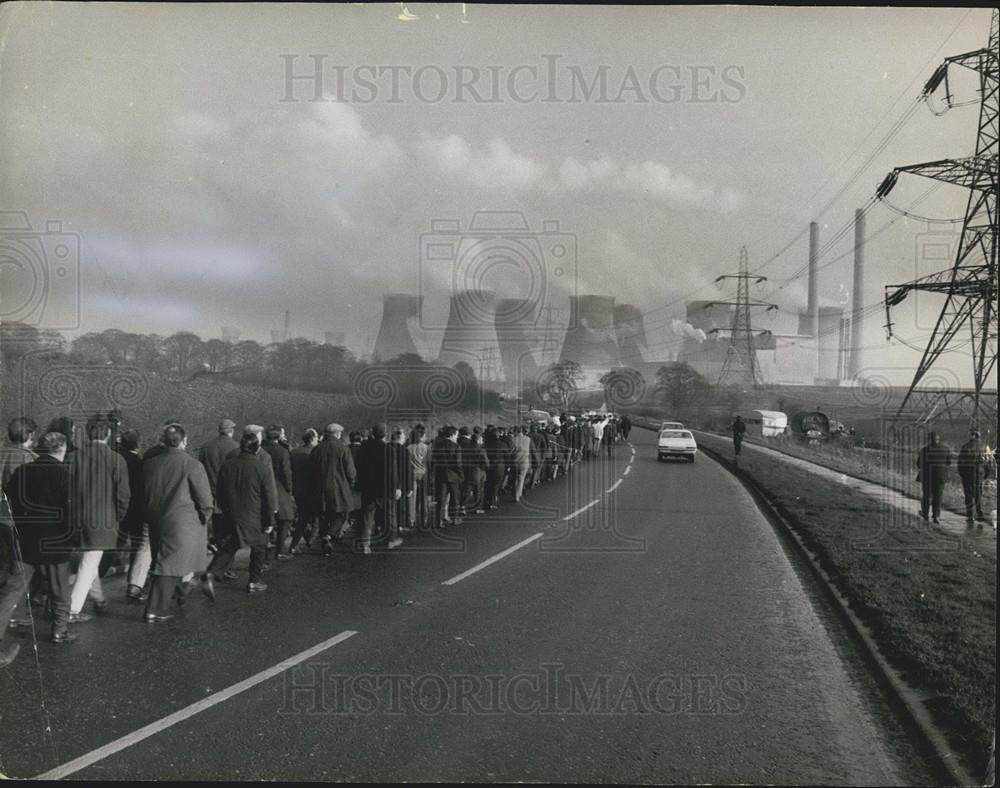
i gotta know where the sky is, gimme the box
[0,3,993,386]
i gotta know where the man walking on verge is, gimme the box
[311,423,356,556]
[916,431,953,524]
[732,415,746,456]
[204,431,274,594]
[957,429,990,524]
[68,416,130,624]
[0,432,77,666]
[144,425,214,620]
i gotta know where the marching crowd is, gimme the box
[0,410,633,667]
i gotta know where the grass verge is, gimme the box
[695,430,996,781]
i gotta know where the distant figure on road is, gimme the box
[355,424,402,553]
[603,417,618,459]
[732,416,746,456]
[289,428,320,554]
[916,431,953,524]
[957,429,989,524]
[619,414,631,441]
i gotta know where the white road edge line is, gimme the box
[605,479,623,493]
[34,630,359,780]
[441,532,544,586]
[562,498,601,521]
[623,466,632,476]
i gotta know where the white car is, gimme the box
[660,420,685,431]
[657,429,697,462]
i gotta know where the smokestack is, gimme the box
[849,208,865,378]
[614,304,647,367]
[494,297,540,388]
[373,294,422,361]
[437,289,503,380]
[807,221,819,339]
[560,295,621,368]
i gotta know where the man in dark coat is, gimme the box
[732,416,746,456]
[261,425,295,559]
[619,414,632,441]
[68,416,130,622]
[916,431,953,524]
[204,432,274,594]
[0,432,77,666]
[1,417,37,579]
[355,424,402,553]
[311,423,357,556]
[289,428,320,554]
[389,427,414,534]
[144,424,214,619]
[604,417,618,459]
[433,427,464,525]
[118,430,150,601]
[957,429,990,523]
[198,418,239,549]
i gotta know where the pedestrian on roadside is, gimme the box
[620,414,632,441]
[916,431,953,524]
[433,426,464,526]
[957,429,990,524]
[310,423,356,556]
[289,428,320,554]
[68,415,130,624]
[389,427,413,533]
[198,418,239,552]
[732,415,746,456]
[1,417,38,581]
[204,431,274,594]
[118,430,151,602]
[144,424,215,619]
[604,417,618,459]
[406,425,430,530]
[261,424,295,560]
[512,426,532,502]
[0,432,78,666]
[355,424,402,553]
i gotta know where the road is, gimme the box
[0,428,938,783]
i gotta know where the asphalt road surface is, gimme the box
[0,429,938,783]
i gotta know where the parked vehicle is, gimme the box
[746,410,788,438]
[789,411,830,443]
[657,429,698,462]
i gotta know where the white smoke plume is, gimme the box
[670,319,707,342]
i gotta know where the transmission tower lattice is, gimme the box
[705,246,778,389]
[880,9,998,427]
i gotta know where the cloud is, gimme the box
[421,134,547,190]
[670,318,707,342]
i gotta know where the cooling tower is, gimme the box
[614,304,647,367]
[559,295,620,368]
[494,298,540,387]
[437,289,503,381]
[373,294,423,361]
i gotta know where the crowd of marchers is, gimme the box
[0,410,633,667]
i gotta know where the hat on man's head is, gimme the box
[219,419,236,432]
[372,423,387,439]
[245,424,264,435]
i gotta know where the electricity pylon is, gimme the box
[880,9,998,427]
[705,246,778,388]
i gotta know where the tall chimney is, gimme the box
[849,208,865,378]
[807,221,819,339]
[373,294,422,361]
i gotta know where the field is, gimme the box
[0,358,505,448]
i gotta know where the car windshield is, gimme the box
[660,430,691,439]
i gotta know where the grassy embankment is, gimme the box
[692,430,996,778]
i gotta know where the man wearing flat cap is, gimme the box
[310,423,356,556]
[198,418,239,550]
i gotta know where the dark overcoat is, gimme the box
[311,437,356,515]
[217,451,274,548]
[6,455,74,564]
[70,441,130,550]
[144,447,214,576]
